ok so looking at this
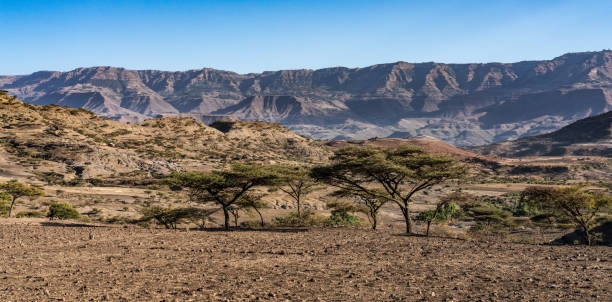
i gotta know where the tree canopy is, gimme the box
[166,164,279,230]
[270,165,319,216]
[0,180,45,217]
[522,186,612,245]
[312,146,467,233]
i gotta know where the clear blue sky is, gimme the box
[1,0,611,75]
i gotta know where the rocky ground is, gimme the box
[0,220,610,301]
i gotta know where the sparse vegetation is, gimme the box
[47,202,80,220]
[16,210,45,218]
[312,146,467,234]
[416,191,470,236]
[521,186,612,245]
[1,85,612,301]
[139,206,217,229]
[166,164,279,230]
[273,165,319,216]
[329,189,387,230]
[274,210,326,227]
[0,180,45,217]
[325,201,362,227]
[235,193,269,227]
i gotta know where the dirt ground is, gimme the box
[0,220,610,301]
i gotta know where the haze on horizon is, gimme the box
[1,0,612,75]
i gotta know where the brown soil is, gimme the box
[1,221,610,301]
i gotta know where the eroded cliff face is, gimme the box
[3,51,612,145]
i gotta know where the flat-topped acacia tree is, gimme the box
[270,165,319,216]
[166,164,279,230]
[522,186,612,245]
[312,146,467,234]
[0,180,45,217]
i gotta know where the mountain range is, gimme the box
[2,50,612,145]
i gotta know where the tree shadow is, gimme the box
[40,221,105,228]
[392,232,470,242]
[195,227,310,233]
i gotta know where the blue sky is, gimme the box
[1,0,611,75]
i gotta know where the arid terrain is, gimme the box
[1,91,611,301]
[4,2,612,301]
[3,51,612,144]
[1,220,611,302]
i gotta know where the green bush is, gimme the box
[47,202,80,220]
[0,193,11,216]
[464,203,515,234]
[105,215,134,225]
[16,210,44,218]
[416,202,463,222]
[0,201,10,217]
[325,212,361,227]
[324,201,363,227]
[274,211,325,227]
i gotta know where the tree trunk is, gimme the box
[583,225,592,246]
[223,206,230,230]
[426,221,432,237]
[255,208,265,227]
[8,196,16,218]
[296,196,301,217]
[401,207,413,234]
[369,211,378,230]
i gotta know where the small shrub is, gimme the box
[0,204,10,216]
[105,216,133,224]
[47,202,80,220]
[324,201,363,227]
[0,195,10,217]
[274,211,325,227]
[16,210,44,218]
[325,211,361,227]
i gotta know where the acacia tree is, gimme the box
[0,180,44,217]
[522,186,612,245]
[417,191,473,236]
[273,166,318,216]
[330,189,387,230]
[312,146,467,234]
[166,164,278,230]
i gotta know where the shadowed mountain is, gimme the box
[212,95,330,123]
[471,111,612,157]
[2,51,612,145]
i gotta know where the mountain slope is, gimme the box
[471,111,612,157]
[2,51,612,145]
[0,91,330,181]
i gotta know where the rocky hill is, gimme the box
[2,51,612,145]
[471,111,612,157]
[325,137,488,160]
[0,91,330,181]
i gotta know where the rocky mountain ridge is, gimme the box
[472,110,612,157]
[2,50,612,145]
